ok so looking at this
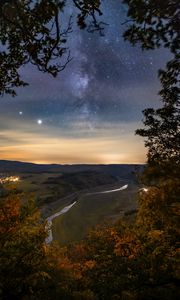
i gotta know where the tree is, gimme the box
[123,1,179,52]
[1,1,179,99]
[0,0,104,96]
[122,0,180,198]
[121,3,180,297]
[65,223,142,300]
[0,192,75,299]
[123,0,179,93]
[63,218,180,300]
[122,0,180,167]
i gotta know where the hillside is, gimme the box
[0,160,141,245]
[0,160,144,179]
[52,181,138,245]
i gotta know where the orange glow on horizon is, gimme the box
[0,138,146,164]
[0,120,146,165]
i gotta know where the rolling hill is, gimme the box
[0,160,144,178]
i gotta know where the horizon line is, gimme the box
[0,159,146,166]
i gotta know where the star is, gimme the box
[37,119,42,125]
[0,0,170,165]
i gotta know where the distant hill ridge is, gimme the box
[0,160,144,179]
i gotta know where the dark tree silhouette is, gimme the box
[123,0,180,167]
[1,0,179,100]
[0,0,104,96]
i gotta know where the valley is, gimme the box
[50,181,138,245]
[0,160,141,245]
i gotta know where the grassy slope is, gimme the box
[2,168,138,245]
[52,182,138,245]
[11,173,59,195]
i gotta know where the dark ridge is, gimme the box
[0,160,145,179]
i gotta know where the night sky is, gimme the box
[0,1,170,164]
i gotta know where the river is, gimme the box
[45,184,128,244]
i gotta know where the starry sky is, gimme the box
[0,1,170,164]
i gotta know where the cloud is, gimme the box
[0,114,146,164]
[0,136,146,164]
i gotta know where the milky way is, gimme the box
[0,1,170,164]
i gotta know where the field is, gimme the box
[3,170,118,209]
[52,181,138,245]
[0,162,140,245]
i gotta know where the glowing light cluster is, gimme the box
[139,187,149,193]
[0,176,20,184]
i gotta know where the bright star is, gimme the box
[19,111,23,115]
[37,119,42,125]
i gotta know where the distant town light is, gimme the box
[139,187,149,193]
[0,176,20,184]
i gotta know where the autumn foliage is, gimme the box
[0,174,179,300]
[0,194,74,299]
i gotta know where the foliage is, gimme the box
[64,218,180,300]
[73,0,106,34]
[123,0,179,53]
[2,189,179,300]
[0,193,74,299]
[0,0,70,96]
[0,0,104,96]
[136,102,180,166]
[123,0,180,167]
